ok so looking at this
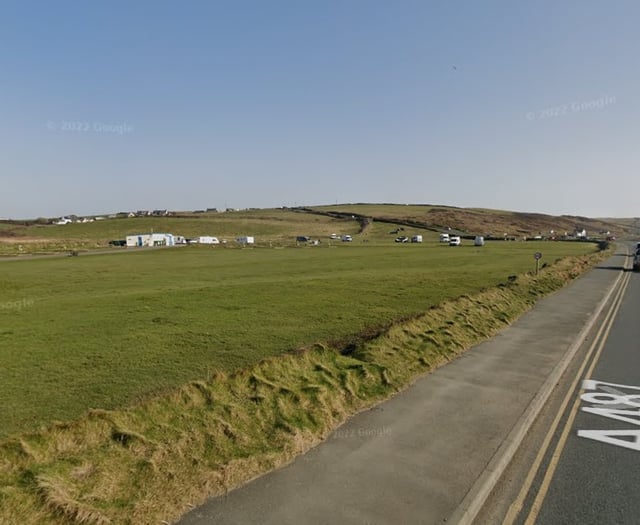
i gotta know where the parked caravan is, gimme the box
[198,236,220,245]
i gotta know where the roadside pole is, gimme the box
[534,252,543,274]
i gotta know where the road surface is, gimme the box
[478,243,640,525]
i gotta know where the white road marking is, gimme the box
[579,380,640,451]
[577,430,640,451]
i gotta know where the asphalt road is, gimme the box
[477,244,639,525]
[178,249,626,525]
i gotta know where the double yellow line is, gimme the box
[503,255,632,525]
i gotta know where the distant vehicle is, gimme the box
[411,235,423,243]
[439,233,450,243]
[634,250,640,272]
[108,239,126,247]
[474,236,485,247]
[449,236,461,246]
[296,236,310,243]
[198,236,220,245]
[341,235,353,242]
[329,233,339,239]
[395,236,409,243]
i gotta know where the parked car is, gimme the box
[449,236,461,246]
[411,235,423,243]
[341,235,353,242]
[395,236,409,243]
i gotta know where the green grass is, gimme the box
[0,246,607,525]
[0,240,595,439]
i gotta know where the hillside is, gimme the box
[308,204,634,238]
[0,204,634,255]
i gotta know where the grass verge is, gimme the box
[0,248,609,524]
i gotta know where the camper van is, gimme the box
[474,236,485,247]
[439,233,450,243]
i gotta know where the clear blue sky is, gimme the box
[1,1,638,219]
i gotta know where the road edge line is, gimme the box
[448,261,625,525]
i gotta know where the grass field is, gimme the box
[0,240,597,440]
[0,209,362,255]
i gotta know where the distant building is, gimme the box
[126,233,175,247]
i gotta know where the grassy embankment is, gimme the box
[0,238,608,524]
